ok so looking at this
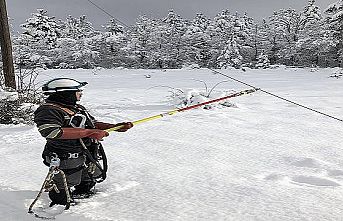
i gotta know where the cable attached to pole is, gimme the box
[209,68,343,122]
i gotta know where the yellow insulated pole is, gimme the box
[106,88,258,133]
[105,110,178,132]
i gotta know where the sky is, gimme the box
[6,0,334,32]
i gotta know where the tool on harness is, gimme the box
[69,111,107,182]
[28,155,72,213]
[68,152,80,159]
[57,152,82,159]
[70,113,87,128]
[79,138,107,182]
[50,154,60,171]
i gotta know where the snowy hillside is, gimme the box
[1,67,343,221]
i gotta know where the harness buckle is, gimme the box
[68,153,79,159]
[49,153,61,173]
[70,114,87,128]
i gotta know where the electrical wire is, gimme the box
[85,0,129,27]
[84,0,343,123]
[210,68,343,122]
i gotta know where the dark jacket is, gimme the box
[34,101,96,155]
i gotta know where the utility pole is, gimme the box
[0,0,15,90]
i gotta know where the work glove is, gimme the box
[95,121,134,131]
[88,129,109,140]
[94,122,117,130]
[115,122,134,132]
[60,128,109,140]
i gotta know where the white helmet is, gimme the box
[42,78,88,94]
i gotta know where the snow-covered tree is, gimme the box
[301,0,322,26]
[234,12,255,65]
[269,8,303,65]
[211,10,255,67]
[325,0,343,67]
[19,9,61,48]
[97,19,127,68]
[251,20,272,63]
[15,9,61,68]
[61,15,95,39]
[103,19,124,35]
[217,36,243,69]
[182,13,212,67]
[297,0,325,66]
[128,15,160,68]
[161,10,188,68]
[255,51,270,69]
[56,15,100,68]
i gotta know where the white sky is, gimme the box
[6,0,334,32]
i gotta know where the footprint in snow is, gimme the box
[290,175,340,187]
[284,156,323,169]
[114,181,140,192]
[285,156,343,182]
[262,157,342,187]
[264,173,285,181]
[263,173,341,187]
[327,169,343,177]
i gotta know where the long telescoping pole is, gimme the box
[105,88,259,133]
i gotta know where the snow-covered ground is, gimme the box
[1,67,343,221]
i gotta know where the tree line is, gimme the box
[8,0,343,69]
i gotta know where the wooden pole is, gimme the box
[0,0,16,90]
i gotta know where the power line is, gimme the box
[85,0,129,27]
[209,68,343,123]
[85,0,342,123]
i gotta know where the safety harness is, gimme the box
[29,103,108,213]
[29,155,72,212]
[42,102,108,182]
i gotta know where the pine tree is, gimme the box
[62,15,95,39]
[301,0,322,27]
[103,19,124,35]
[57,15,100,68]
[211,10,238,68]
[297,0,325,67]
[252,20,272,63]
[162,10,188,68]
[211,10,255,67]
[128,15,159,68]
[183,13,212,67]
[15,9,61,68]
[235,12,255,65]
[20,9,61,48]
[97,19,127,68]
[217,36,243,69]
[269,8,303,65]
[325,0,343,67]
[255,51,270,69]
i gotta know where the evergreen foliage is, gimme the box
[325,0,343,67]
[9,1,343,69]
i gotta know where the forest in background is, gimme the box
[4,0,343,70]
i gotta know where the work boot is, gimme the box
[72,181,96,199]
[49,189,68,207]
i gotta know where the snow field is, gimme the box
[0,67,343,220]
